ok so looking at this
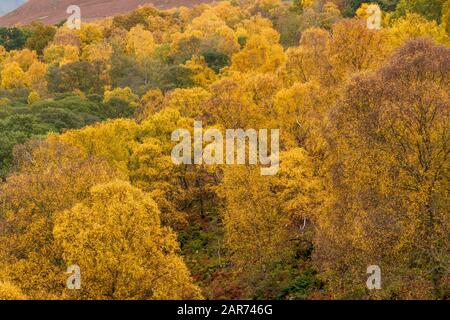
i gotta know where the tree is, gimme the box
[273,80,330,153]
[52,27,81,47]
[387,13,450,47]
[328,18,390,78]
[7,48,37,71]
[103,87,139,107]
[201,48,230,72]
[27,91,40,105]
[79,23,104,47]
[442,0,450,34]
[230,34,285,73]
[0,27,30,51]
[0,281,27,300]
[0,139,119,299]
[206,76,259,128]
[279,28,332,85]
[126,25,156,85]
[81,40,113,86]
[54,180,202,299]
[54,61,102,94]
[25,60,48,93]
[126,25,156,60]
[43,44,80,66]
[220,148,321,298]
[317,38,449,299]
[59,119,139,175]
[395,0,446,23]
[272,6,303,47]
[336,1,399,16]
[165,87,212,120]
[138,88,165,120]
[0,45,6,62]
[183,55,217,87]
[292,1,342,34]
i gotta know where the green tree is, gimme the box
[25,22,56,55]
[0,27,30,51]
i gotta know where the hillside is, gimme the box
[0,0,213,26]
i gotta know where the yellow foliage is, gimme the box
[280,28,331,85]
[219,148,320,297]
[0,45,6,63]
[443,0,450,34]
[0,98,10,107]
[172,9,240,56]
[52,27,81,46]
[138,89,165,120]
[328,19,390,78]
[7,49,37,71]
[166,87,212,119]
[184,55,217,87]
[0,0,448,301]
[126,25,156,61]
[387,13,450,47]
[54,180,202,299]
[235,15,280,45]
[59,119,139,175]
[25,60,48,92]
[230,34,285,73]
[79,23,104,46]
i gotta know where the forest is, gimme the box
[0,0,448,300]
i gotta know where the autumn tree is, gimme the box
[126,24,156,85]
[328,18,390,78]
[25,60,48,94]
[51,61,102,94]
[387,12,450,47]
[220,148,321,298]
[0,139,120,299]
[316,38,449,299]
[0,27,30,51]
[79,23,104,47]
[44,44,80,66]
[54,180,202,300]
[0,281,27,300]
[231,17,286,73]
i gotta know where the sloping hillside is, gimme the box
[0,0,213,26]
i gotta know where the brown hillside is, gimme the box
[0,0,214,26]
